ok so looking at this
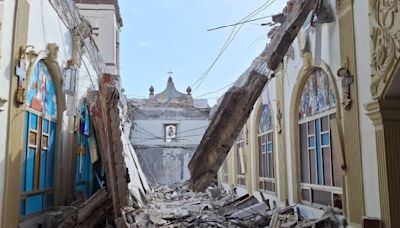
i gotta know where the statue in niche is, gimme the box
[337,63,353,110]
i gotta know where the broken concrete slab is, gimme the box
[188,71,269,192]
[228,202,272,220]
[263,0,317,69]
[188,0,317,192]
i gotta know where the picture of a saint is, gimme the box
[26,61,57,119]
[165,125,176,143]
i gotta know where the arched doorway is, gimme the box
[20,60,57,217]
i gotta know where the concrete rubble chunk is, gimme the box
[188,0,317,192]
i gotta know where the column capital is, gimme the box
[365,100,400,128]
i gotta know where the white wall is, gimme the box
[353,0,380,218]
[76,4,119,75]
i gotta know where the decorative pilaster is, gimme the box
[366,100,400,228]
[3,0,30,227]
[336,0,364,224]
[275,66,288,202]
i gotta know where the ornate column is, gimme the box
[366,100,400,228]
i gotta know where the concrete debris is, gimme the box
[121,182,344,228]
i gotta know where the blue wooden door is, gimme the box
[75,134,92,198]
[75,102,93,199]
[20,61,57,217]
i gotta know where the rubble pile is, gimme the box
[124,183,343,228]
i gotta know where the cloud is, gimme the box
[137,41,151,48]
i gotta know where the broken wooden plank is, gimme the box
[77,189,109,223]
[58,189,110,227]
[188,0,316,192]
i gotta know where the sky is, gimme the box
[119,0,286,105]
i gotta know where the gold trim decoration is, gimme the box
[370,0,400,99]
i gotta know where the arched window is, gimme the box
[236,128,246,186]
[258,104,275,192]
[298,68,342,209]
[20,61,57,216]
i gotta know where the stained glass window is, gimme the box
[299,68,335,120]
[298,68,342,209]
[26,61,57,119]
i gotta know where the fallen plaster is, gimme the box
[189,0,317,192]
